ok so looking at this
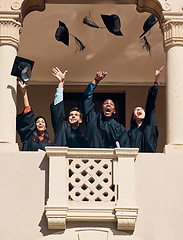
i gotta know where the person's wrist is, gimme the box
[58,81,64,87]
[94,78,100,84]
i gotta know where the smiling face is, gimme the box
[36,117,47,134]
[133,107,145,123]
[102,99,116,118]
[68,110,82,128]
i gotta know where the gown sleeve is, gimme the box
[118,126,130,148]
[143,85,159,152]
[81,82,97,122]
[50,100,65,135]
[16,109,36,143]
[144,85,158,126]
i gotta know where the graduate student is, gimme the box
[50,67,89,148]
[81,71,130,148]
[16,81,54,151]
[128,66,164,152]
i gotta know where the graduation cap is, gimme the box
[139,13,158,38]
[55,21,69,46]
[55,20,85,53]
[139,13,158,56]
[11,56,34,83]
[83,12,123,36]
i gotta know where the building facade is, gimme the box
[0,1,183,239]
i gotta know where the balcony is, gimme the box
[45,147,139,231]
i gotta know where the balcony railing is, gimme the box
[45,147,139,231]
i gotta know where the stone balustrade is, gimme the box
[45,147,139,230]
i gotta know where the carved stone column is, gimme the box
[0,18,21,151]
[0,0,45,151]
[137,0,183,152]
[162,14,183,153]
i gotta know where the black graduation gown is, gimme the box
[128,85,159,152]
[81,83,130,148]
[16,109,54,151]
[50,101,89,148]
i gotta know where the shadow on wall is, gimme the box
[38,154,62,236]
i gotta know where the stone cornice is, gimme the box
[0,19,22,49]
[45,147,139,159]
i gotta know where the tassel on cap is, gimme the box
[70,34,85,53]
[83,11,101,29]
[140,36,152,56]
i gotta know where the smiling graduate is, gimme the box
[128,66,164,152]
[14,57,54,151]
[50,67,89,148]
[81,71,130,148]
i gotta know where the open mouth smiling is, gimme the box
[105,108,111,113]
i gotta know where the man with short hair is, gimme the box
[50,67,88,148]
[81,71,130,148]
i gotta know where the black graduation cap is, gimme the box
[55,20,69,46]
[83,12,123,36]
[11,56,34,83]
[139,12,158,38]
[55,20,85,53]
[139,13,158,56]
[101,14,123,36]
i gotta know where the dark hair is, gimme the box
[34,116,52,143]
[130,111,137,128]
[130,107,145,128]
[68,107,83,119]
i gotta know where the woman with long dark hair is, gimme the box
[16,81,54,151]
[128,66,164,152]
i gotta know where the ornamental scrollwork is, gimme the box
[11,2,21,10]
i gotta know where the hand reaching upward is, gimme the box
[93,71,107,85]
[52,67,68,88]
[18,80,28,94]
[155,65,164,84]
[18,80,29,107]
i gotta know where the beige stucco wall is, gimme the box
[16,85,166,152]
[0,152,182,240]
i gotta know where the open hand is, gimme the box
[52,67,68,84]
[155,65,164,83]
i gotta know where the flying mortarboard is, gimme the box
[139,12,158,38]
[55,20,69,46]
[83,12,123,36]
[11,56,34,83]
[101,14,123,36]
[55,20,85,53]
[139,13,158,56]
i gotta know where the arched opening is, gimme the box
[17,1,166,151]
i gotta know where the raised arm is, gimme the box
[16,81,35,142]
[154,65,164,85]
[18,80,30,107]
[145,66,164,124]
[92,71,107,86]
[52,67,68,88]
[83,71,107,99]
[50,67,68,134]
[82,71,107,119]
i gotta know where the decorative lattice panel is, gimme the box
[68,158,117,202]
